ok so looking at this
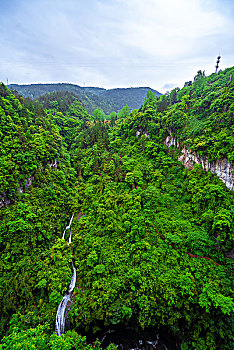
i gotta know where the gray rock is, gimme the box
[164,136,233,190]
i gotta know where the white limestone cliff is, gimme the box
[164,136,234,190]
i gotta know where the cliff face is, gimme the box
[164,136,234,190]
[0,160,58,209]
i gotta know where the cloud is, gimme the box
[0,0,233,92]
[102,0,225,56]
[162,83,178,91]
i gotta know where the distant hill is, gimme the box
[8,83,161,114]
[100,87,161,112]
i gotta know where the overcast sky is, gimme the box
[0,0,233,93]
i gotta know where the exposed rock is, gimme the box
[164,136,234,190]
[18,187,24,194]
[0,159,58,209]
[0,192,11,209]
[164,135,180,148]
[26,175,35,188]
[136,130,149,138]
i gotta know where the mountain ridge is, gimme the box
[8,83,161,114]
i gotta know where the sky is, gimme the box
[0,0,234,93]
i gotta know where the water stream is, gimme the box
[55,213,76,336]
[55,214,177,349]
[62,212,75,240]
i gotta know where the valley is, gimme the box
[0,67,233,350]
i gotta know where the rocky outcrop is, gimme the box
[178,147,233,190]
[25,174,35,189]
[0,159,58,209]
[136,130,149,138]
[164,136,234,190]
[0,192,11,208]
[164,135,179,149]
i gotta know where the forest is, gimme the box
[0,67,233,350]
[8,84,160,115]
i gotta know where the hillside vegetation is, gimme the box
[0,67,233,350]
[139,68,234,162]
[8,83,161,115]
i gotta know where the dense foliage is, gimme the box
[0,84,63,202]
[9,83,160,114]
[0,67,233,350]
[97,87,161,112]
[139,67,234,162]
[9,83,115,115]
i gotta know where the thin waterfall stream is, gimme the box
[55,212,78,336]
[62,212,75,240]
[55,213,177,348]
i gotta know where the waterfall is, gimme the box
[55,212,77,336]
[62,212,75,240]
[55,262,76,336]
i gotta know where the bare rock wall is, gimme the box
[164,136,234,190]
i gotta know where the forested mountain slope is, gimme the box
[99,87,161,111]
[134,67,234,189]
[139,68,234,162]
[8,83,115,115]
[0,85,64,207]
[0,67,233,350]
[8,83,160,114]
